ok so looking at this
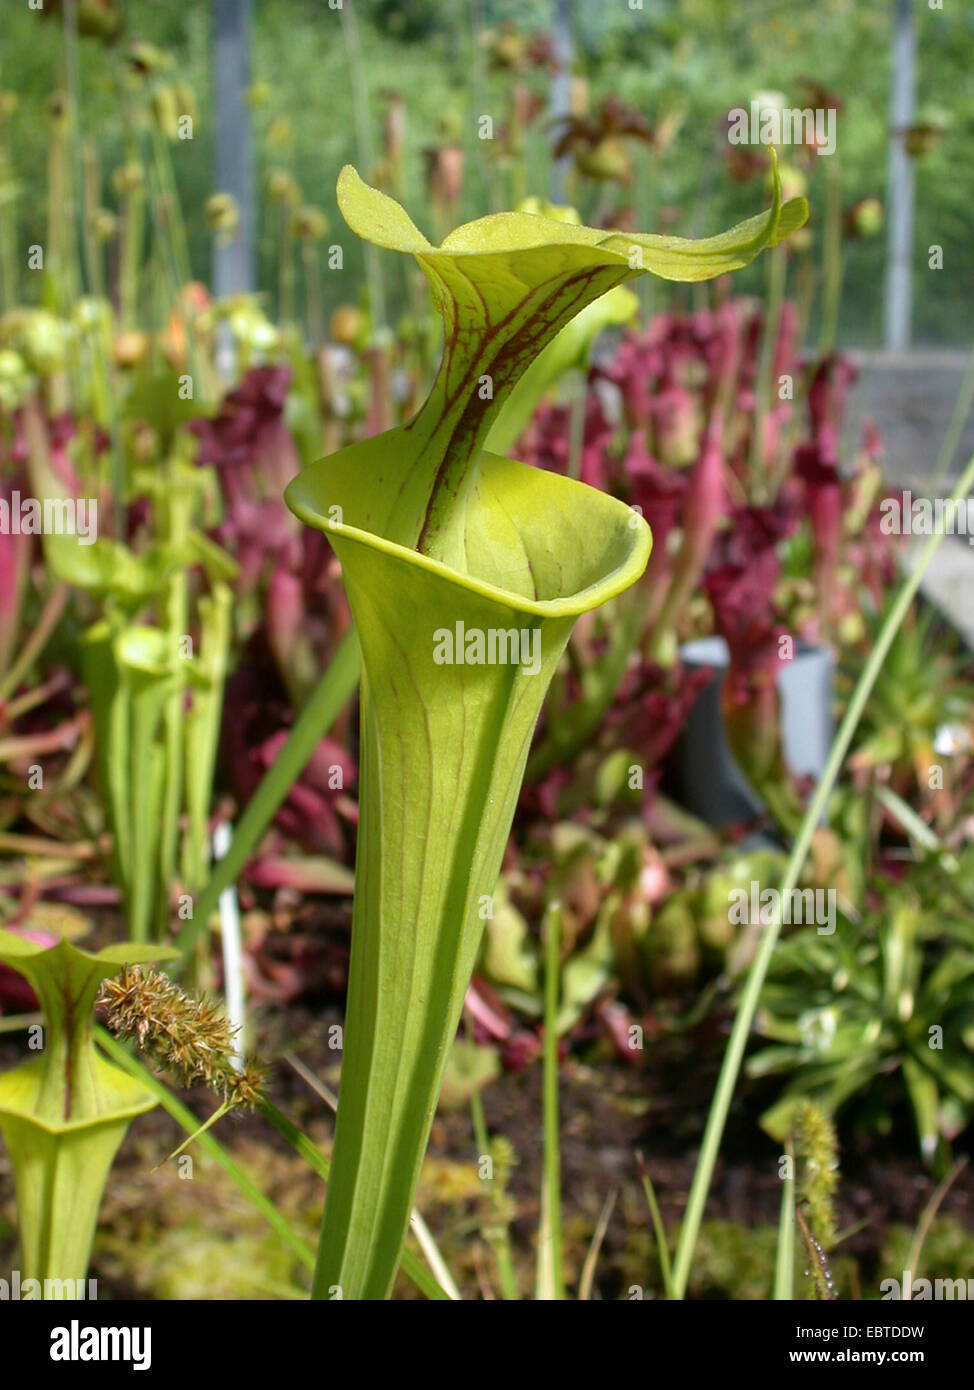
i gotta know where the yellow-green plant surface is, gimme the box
[285,160,807,1299]
[0,932,175,1282]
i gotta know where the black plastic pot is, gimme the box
[673,636,834,829]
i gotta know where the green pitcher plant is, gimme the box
[23,400,236,941]
[284,159,807,1299]
[0,931,176,1285]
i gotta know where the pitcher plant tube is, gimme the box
[284,158,807,1299]
[0,932,176,1284]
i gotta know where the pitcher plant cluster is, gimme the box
[0,155,809,1299]
[3,102,974,1302]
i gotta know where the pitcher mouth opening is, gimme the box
[285,449,652,621]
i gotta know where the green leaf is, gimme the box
[902,1054,942,1163]
[479,882,538,994]
[438,1040,502,1111]
[558,905,615,1035]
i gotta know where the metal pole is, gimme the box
[884,0,915,353]
[213,0,254,299]
[549,0,574,203]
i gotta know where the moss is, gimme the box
[91,1134,321,1300]
[879,1219,974,1292]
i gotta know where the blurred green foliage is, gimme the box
[0,0,971,342]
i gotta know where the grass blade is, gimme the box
[774,1142,795,1300]
[636,1151,674,1299]
[578,1188,617,1301]
[536,901,565,1300]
